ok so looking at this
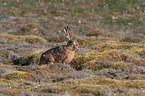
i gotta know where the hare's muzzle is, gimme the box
[74,41,79,49]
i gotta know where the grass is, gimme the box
[13,49,46,65]
[33,77,145,95]
[71,46,145,71]
[1,0,145,95]
[1,71,35,81]
[0,33,47,44]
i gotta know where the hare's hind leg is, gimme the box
[39,54,55,65]
[48,62,54,64]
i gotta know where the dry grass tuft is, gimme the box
[120,37,144,43]
[1,0,145,95]
[0,49,18,64]
[86,29,118,38]
[128,74,145,80]
[77,38,95,45]
[71,49,145,72]
[71,50,98,70]
[0,64,16,75]
[17,23,67,42]
[1,71,35,81]
[0,33,47,44]
[33,77,145,95]
[48,34,67,42]
[17,23,47,36]
[3,88,22,95]
[13,49,45,65]
[130,46,145,58]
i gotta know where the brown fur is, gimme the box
[39,26,78,65]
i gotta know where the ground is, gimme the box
[0,0,145,96]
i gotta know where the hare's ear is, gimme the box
[64,26,72,40]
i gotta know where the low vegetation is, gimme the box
[0,0,145,95]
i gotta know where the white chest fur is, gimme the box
[64,50,74,63]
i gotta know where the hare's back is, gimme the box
[43,46,67,62]
[45,46,67,55]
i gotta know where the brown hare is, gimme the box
[39,26,78,65]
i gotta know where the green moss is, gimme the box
[128,74,145,80]
[100,50,142,62]
[71,50,98,70]
[111,61,127,69]
[120,37,144,43]
[1,33,23,42]
[86,29,103,37]
[33,77,145,95]
[24,35,46,44]
[77,38,95,46]
[1,71,35,80]
[83,61,127,71]
[17,23,46,35]
[0,78,38,96]
[0,33,46,44]
[17,23,68,42]
[0,79,18,86]
[0,49,17,64]
[86,29,118,38]
[130,46,145,58]
[32,64,77,83]
[75,85,111,96]
[79,40,141,52]
[0,78,20,93]
[3,88,22,95]
[48,34,67,42]
[36,64,75,75]
[72,49,145,71]
[1,0,145,95]
[90,41,139,50]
